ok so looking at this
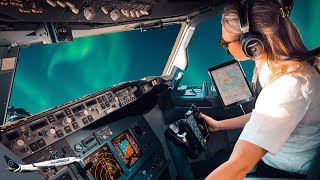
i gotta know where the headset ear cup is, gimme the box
[241,32,265,58]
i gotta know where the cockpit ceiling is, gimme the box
[0,0,224,29]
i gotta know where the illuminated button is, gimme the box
[72,122,79,130]
[82,117,89,125]
[64,126,72,134]
[29,142,39,152]
[130,10,135,17]
[56,0,66,8]
[47,115,55,123]
[65,1,75,8]
[124,10,130,17]
[100,103,106,109]
[37,139,46,148]
[87,115,94,122]
[46,0,57,7]
[135,11,143,18]
[71,7,79,14]
[106,93,112,98]
[74,143,83,152]
[56,130,64,138]
[102,95,107,101]
[70,116,76,122]
[97,97,103,103]
[64,109,72,116]
[101,6,108,14]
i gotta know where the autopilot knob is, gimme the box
[45,127,56,137]
[62,118,72,125]
[11,139,25,149]
[83,109,89,116]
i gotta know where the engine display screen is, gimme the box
[112,130,142,168]
[83,145,124,180]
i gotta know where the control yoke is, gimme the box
[165,104,209,159]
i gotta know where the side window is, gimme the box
[182,16,255,86]
[181,1,320,87]
[291,1,320,50]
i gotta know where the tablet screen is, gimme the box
[208,60,254,107]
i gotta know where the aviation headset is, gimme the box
[238,0,265,59]
[237,0,295,59]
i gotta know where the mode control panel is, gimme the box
[0,84,139,160]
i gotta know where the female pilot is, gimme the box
[201,0,320,179]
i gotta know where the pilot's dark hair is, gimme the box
[222,0,320,81]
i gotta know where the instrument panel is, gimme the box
[0,77,171,180]
[1,84,138,160]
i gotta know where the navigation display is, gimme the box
[83,145,124,180]
[112,130,142,168]
[208,60,254,107]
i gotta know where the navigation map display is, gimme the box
[83,145,124,180]
[208,60,254,107]
[112,130,142,168]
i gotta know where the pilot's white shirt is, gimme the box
[239,61,320,174]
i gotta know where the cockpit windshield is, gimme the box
[6,25,181,123]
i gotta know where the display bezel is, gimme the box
[111,129,142,168]
[208,60,255,109]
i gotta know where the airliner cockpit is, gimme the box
[0,0,320,180]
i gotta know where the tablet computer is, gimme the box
[208,60,254,108]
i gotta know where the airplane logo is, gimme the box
[4,155,82,173]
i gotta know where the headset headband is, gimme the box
[238,0,250,33]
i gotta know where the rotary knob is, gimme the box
[11,139,25,149]
[45,127,56,137]
[96,107,103,115]
[141,170,147,176]
[83,110,89,116]
[62,118,72,125]
[23,130,31,138]
[74,143,83,152]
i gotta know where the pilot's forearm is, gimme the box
[206,140,266,180]
[218,112,251,130]
[205,160,247,180]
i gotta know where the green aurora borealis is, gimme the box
[9,26,180,114]
[9,0,320,115]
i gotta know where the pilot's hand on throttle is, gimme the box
[200,112,220,132]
